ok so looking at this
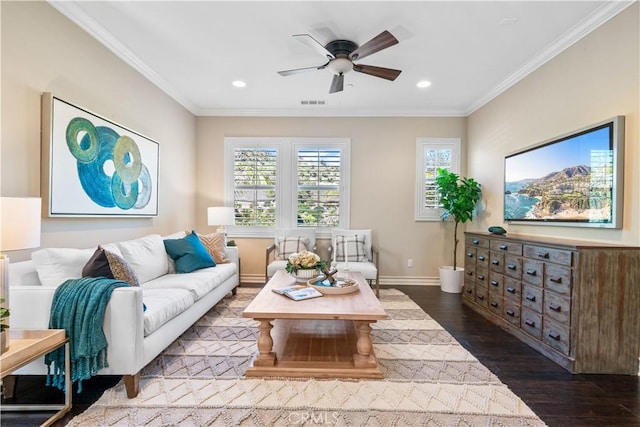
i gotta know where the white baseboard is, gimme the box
[241,274,440,287]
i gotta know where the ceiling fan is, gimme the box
[277,30,402,94]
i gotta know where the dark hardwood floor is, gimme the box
[2,284,639,426]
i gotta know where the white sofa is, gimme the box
[8,232,239,398]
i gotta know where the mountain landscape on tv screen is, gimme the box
[504,164,612,222]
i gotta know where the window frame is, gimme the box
[224,137,350,237]
[415,138,461,221]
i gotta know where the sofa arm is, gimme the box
[225,246,239,265]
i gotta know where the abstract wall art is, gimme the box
[42,93,159,217]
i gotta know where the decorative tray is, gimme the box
[307,278,359,295]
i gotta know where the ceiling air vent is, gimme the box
[300,100,327,105]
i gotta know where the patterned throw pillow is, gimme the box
[275,236,309,260]
[335,235,368,262]
[189,231,230,264]
[82,246,140,286]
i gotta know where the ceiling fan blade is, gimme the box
[293,34,335,60]
[278,63,328,76]
[329,73,344,93]
[349,30,399,61]
[353,64,402,81]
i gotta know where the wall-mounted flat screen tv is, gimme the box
[504,116,624,228]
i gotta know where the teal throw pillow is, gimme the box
[163,231,216,273]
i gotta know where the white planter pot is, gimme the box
[292,268,319,282]
[439,266,464,293]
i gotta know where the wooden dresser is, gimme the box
[463,231,640,374]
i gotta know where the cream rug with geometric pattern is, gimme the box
[67,288,546,426]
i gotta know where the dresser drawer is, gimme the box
[488,294,503,316]
[544,291,571,324]
[524,245,573,266]
[523,260,544,286]
[521,308,543,340]
[503,301,521,327]
[489,252,505,274]
[476,249,490,268]
[504,255,522,279]
[466,235,490,248]
[490,239,523,256]
[522,283,543,313]
[488,272,504,295]
[463,281,475,301]
[475,286,489,308]
[543,318,570,355]
[502,277,520,300]
[544,264,572,295]
[476,267,489,287]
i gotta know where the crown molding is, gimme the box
[192,107,466,117]
[465,1,636,116]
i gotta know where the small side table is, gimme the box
[1,329,71,427]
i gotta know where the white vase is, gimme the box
[293,268,319,282]
[439,266,464,293]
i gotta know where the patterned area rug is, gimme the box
[67,288,546,426]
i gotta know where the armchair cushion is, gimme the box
[334,234,368,262]
[275,236,310,260]
[330,229,373,262]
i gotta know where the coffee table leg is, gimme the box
[254,319,277,367]
[353,321,377,368]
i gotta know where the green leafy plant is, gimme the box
[285,250,329,274]
[0,298,10,332]
[435,168,482,271]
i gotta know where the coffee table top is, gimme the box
[243,270,387,321]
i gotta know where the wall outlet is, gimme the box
[407,259,413,268]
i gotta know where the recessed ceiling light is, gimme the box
[232,80,246,88]
[417,80,431,88]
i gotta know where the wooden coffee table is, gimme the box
[243,270,387,378]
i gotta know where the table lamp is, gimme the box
[207,206,235,243]
[1,197,42,353]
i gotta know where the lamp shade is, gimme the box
[207,207,235,226]
[1,197,41,252]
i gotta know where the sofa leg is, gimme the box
[232,285,238,296]
[124,373,140,398]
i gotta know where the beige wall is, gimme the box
[468,4,640,246]
[1,1,197,261]
[196,116,467,283]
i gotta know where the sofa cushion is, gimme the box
[142,288,194,336]
[275,236,310,260]
[164,232,216,273]
[82,247,140,286]
[31,247,95,287]
[142,263,237,301]
[117,234,169,283]
[162,231,187,274]
[191,231,230,264]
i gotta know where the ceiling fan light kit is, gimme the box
[278,30,402,94]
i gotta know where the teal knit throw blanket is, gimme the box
[45,277,130,393]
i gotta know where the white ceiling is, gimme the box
[50,1,633,117]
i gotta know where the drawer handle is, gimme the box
[548,331,561,341]
[478,275,485,281]
[492,259,500,265]
[550,276,563,284]
[507,264,517,270]
[526,269,537,276]
[525,319,536,327]
[466,271,473,276]
[477,294,485,300]
[506,287,516,294]
[499,244,508,250]
[506,309,515,317]
[478,256,486,261]
[490,301,498,308]
[490,280,499,287]
[472,239,480,245]
[549,303,562,312]
[525,294,536,302]
[538,252,550,259]
[466,288,473,294]
[467,252,474,258]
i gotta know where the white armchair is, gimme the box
[265,229,317,282]
[329,229,380,297]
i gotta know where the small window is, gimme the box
[415,138,461,221]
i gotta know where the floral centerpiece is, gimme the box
[286,250,328,281]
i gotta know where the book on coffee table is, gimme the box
[272,285,323,301]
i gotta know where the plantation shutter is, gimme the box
[232,148,277,227]
[423,148,452,209]
[296,147,341,227]
[415,139,460,221]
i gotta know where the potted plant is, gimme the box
[0,298,9,353]
[435,168,482,293]
[286,250,329,282]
